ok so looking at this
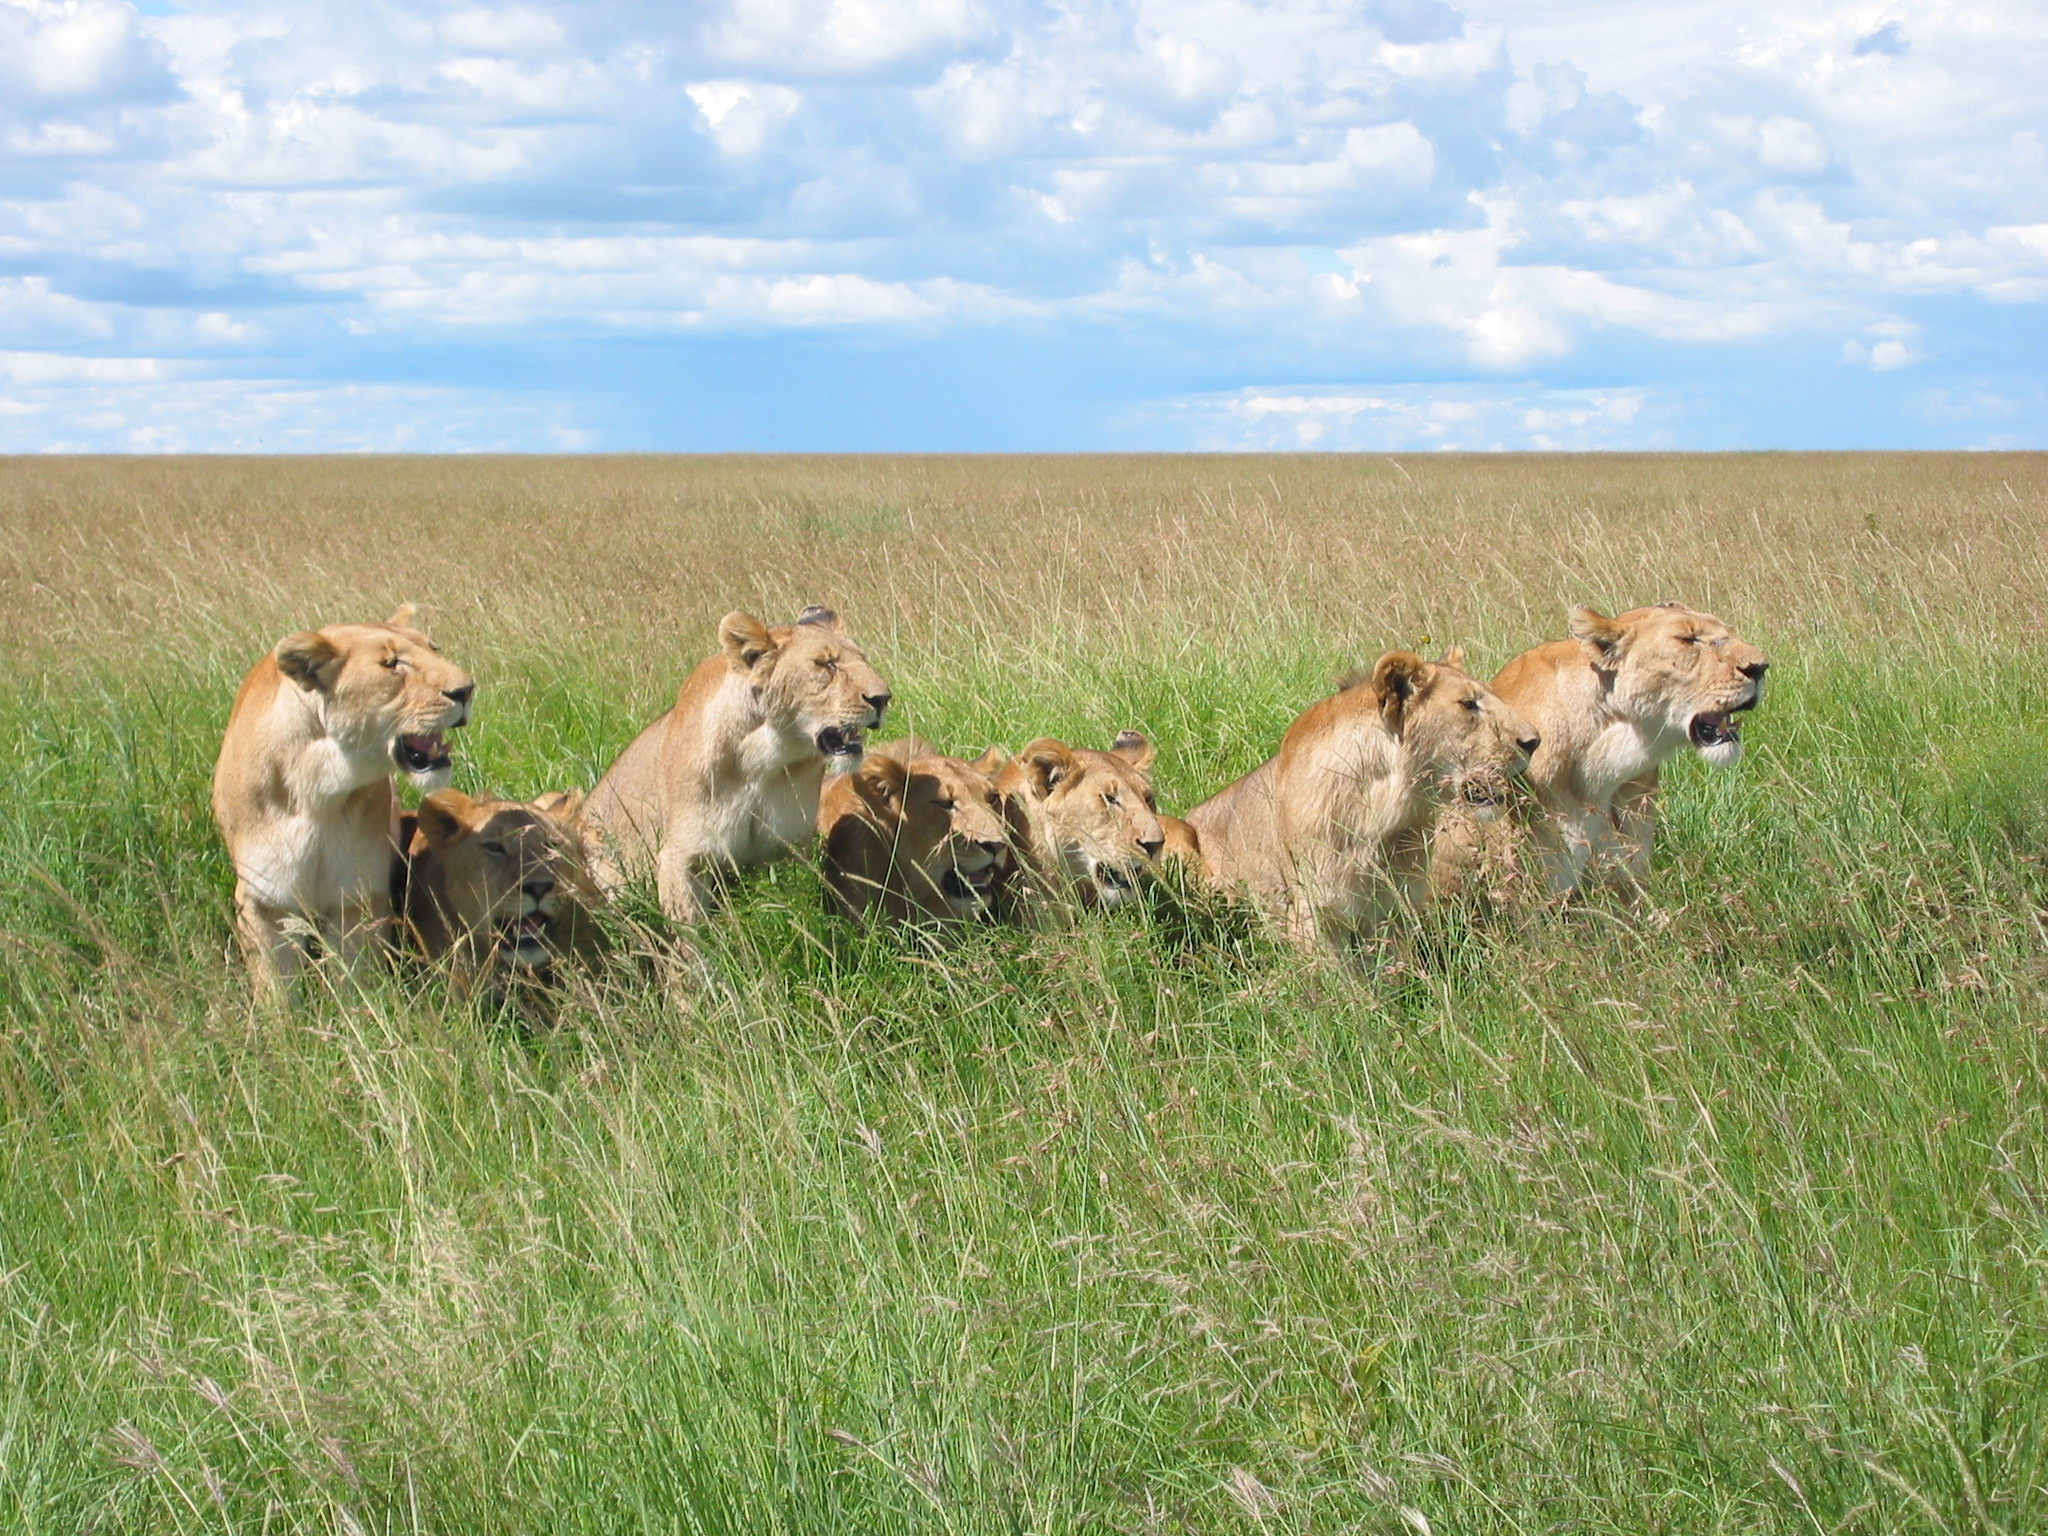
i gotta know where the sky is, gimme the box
[0,0,2043,451]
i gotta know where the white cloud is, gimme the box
[0,0,2038,445]
[1134,382,1663,450]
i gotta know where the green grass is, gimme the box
[2,453,2047,1533]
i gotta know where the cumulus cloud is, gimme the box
[0,0,2041,446]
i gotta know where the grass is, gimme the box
[1,452,2046,1534]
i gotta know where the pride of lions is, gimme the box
[210,599,1767,1003]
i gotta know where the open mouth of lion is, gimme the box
[394,730,453,774]
[499,911,551,962]
[941,866,997,904]
[1461,781,1504,810]
[1688,711,1743,750]
[815,725,865,759]
[1095,866,1137,896]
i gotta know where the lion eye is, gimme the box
[1103,790,1120,807]
[1461,697,1482,713]
[381,654,405,670]
[935,799,955,811]
[1679,633,1700,645]
[481,841,508,858]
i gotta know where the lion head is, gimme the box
[833,742,1011,919]
[402,788,602,973]
[1002,731,1168,909]
[1360,649,1541,819]
[720,605,890,767]
[1570,603,1768,768]
[272,604,474,791]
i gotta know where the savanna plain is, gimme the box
[2,452,2046,1536]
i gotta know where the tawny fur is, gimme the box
[395,788,604,1011]
[580,608,890,924]
[211,605,473,996]
[818,738,1011,926]
[1185,650,1537,955]
[992,731,1168,928]
[1431,604,1767,898]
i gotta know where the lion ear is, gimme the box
[1438,644,1467,671]
[274,631,343,694]
[794,605,845,632]
[1018,739,1075,798]
[852,754,907,813]
[969,745,1010,778]
[1369,651,1428,735]
[385,603,421,633]
[415,790,477,847]
[532,788,584,822]
[1569,606,1625,661]
[719,612,778,672]
[1110,730,1156,772]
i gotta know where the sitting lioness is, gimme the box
[992,730,1168,926]
[395,788,603,1009]
[1184,650,1538,955]
[1433,603,1768,897]
[211,605,474,995]
[818,738,1011,925]
[580,606,891,923]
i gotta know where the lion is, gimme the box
[1183,650,1538,955]
[818,737,1011,925]
[1158,815,1203,867]
[211,605,474,995]
[992,730,1168,925]
[394,788,604,1010]
[580,606,890,924]
[1433,603,1768,897]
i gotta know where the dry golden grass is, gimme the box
[6,451,2044,668]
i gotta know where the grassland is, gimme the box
[1,452,2046,1535]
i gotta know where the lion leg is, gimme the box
[1427,809,1487,902]
[1610,774,1658,887]
[655,836,713,926]
[233,885,305,999]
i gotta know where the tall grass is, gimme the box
[1,453,2045,1533]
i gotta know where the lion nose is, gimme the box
[1138,836,1164,861]
[1518,734,1541,757]
[523,877,554,901]
[864,691,891,722]
[444,683,475,708]
[1739,659,1769,681]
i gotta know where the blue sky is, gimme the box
[0,0,2043,451]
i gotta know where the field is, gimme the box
[3,452,2047,1535]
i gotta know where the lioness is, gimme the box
[395,788,603,1008]
[818,738,1010,925]
[1435,603,1768,896]
[1158,815,1203,867]
[580,606,890,923]
[212,606,474,994]
[992,730,1168,925]
[1184,650,1538,955]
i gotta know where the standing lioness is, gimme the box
[581,607,890,923]
[1433,603,1768,896]
[1186,651,1537,955]
[212,606,474,994]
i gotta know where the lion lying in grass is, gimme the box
[1186,650,1538,955]
[818,738,1011,926]
[394,789,604,1012]
[581,607,890,924]
[992,731,1169,927]
[211,606,473,996]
